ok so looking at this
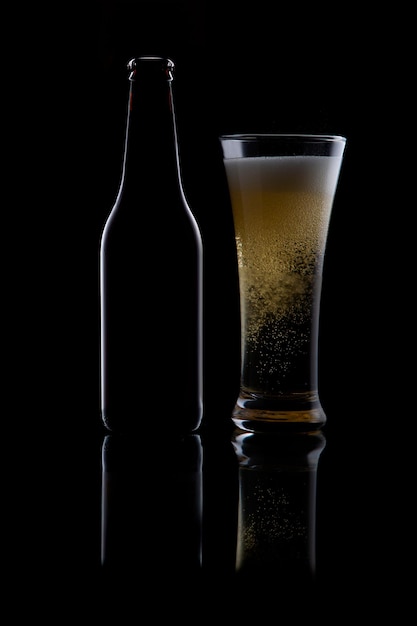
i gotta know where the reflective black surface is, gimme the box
[15,405,414,620]
[100,426,328,612]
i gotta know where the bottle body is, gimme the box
[100,57,203,433]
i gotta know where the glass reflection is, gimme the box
[231,428,326,590]
[101,432,203,583]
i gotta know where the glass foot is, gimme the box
[232,392,327,433]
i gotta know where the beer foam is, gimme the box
[224,155,343,196]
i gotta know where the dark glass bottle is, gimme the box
[99,56,203,434]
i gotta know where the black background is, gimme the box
[8,0,416,619]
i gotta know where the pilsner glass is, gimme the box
[220,134,346,432]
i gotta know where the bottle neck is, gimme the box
[119,59,181,193]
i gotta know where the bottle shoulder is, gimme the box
[100,194,203,257]
[103,193,200,231]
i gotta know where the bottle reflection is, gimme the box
[101,432,203,585]
[231,429,326,590]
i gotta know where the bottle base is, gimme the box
[101,405,203,435]
[231,391,326,433]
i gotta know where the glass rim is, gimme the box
[219,133,346,143]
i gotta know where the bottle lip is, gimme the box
[127,56,175,81]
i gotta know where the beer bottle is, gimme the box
[99,56,203,434]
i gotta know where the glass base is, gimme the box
[232,390,327,433]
